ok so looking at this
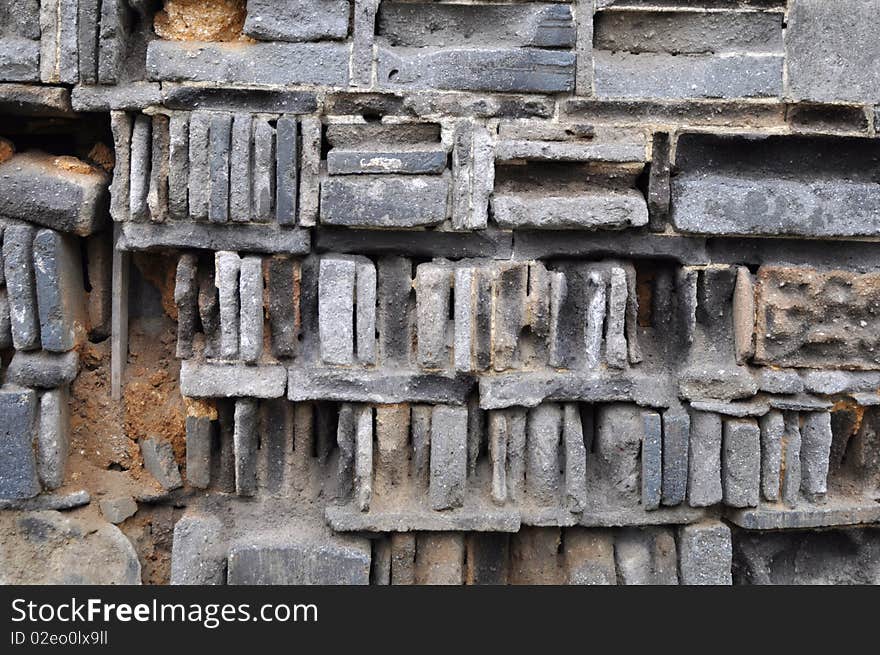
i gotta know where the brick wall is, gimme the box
[1,0,879,585]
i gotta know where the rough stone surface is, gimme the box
[754,267,880,370]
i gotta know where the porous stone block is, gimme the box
[800,411,832,497]
[754,267,880,370]
[678,522,733,585]
[170,514,227,585]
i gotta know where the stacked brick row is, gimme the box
[0,0,879,585]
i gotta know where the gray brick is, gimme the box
[266,256,299,359]
[6,350,78,389]
[678,522,732,585]
[378,46,575,93]
[185,416,212,490]
[0,36,39,82]
[320,174,450,227]
[128,114,151,221]
[147,41,351,87]
[672,134,880,238]
[318,257,356,365]
[187,112,211,221]
[355,259,377,365]
[229,113,252,222]
[0,389,39,499]
[3,224,39,350]
[197,264,220,358]
[605,267,628,369]
[527,404,561,505]
[614,527,678,585]
[252,116,275,222]
[410,405,432,488]
[451,120,493,230]
[595,52,783,99]
[336,403,355,499]
[233,399,258,497]
[275,116,298,225]
[140,438,182,491]
[174,254,198,359]
[109,111,131,221]
[378,3,574,48]
[180,361,287,399]
[688,410,722,507]
[147,114,169,222]
[759,410,784,502]
[171,514,227,585]
[722,418,760,508]
[563,404,587,513]
[0,152,109,236]
[36,387,68,491]
[786,0,880,103]
[162,86,317,114]
[351,0,379,87]
[77,0,99,84]
[641,411,662,511]
[453,267,475,371]
[594,9,782,55]
[238,256,264,364]
[491,190,648,230]
[661,410,689,507]
[0,289,11,350]
[38,0,58,82]
[208,113,232,224]
[429,405,468,510]
[298,117,321,227]
[327,148,447,175]
[488,411,508,504]
[97,0,128,84]
[565,530,615,585]
[416,264,452,369]
[228,540,370,585]
[288,368,472,405]
[801,411,832,497]
[33,229,85,353]
[492,264,526,372]
[86,234,111,341]
[214,251,241,360]
[355,405,373,511]
[781,412,802,507]
[243,0,350,43]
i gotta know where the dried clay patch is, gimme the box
[154,0,247,42]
